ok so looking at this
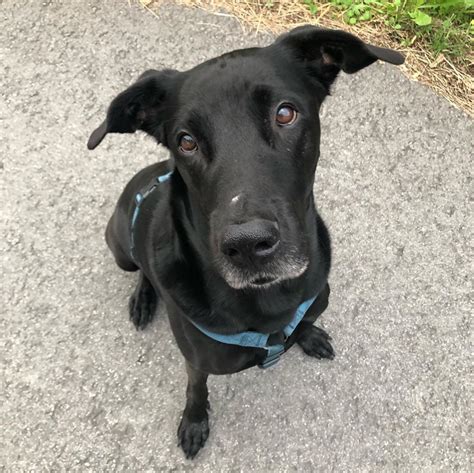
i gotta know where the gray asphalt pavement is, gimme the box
[1,1,473,471]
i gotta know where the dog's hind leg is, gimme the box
[105,212,138,272]
[178,362,210,459]
[128,271,159,329]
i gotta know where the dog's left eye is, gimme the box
[276,104,297,126]
[178,134,198,154]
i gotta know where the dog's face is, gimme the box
[88,27,403,290]
[170,51,322,290]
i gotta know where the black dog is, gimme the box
[88,26,403,458]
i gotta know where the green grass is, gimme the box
[304,0,473,59]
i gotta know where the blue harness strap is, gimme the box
[190,295,317,369]
[130,171,173,261]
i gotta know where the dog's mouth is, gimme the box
[230,275,280,290]
[247,276,281,289]
[252,276,275,285]
[219,256,309,290]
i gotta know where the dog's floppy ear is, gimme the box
[87,69,178,150]
[273,26,404,91]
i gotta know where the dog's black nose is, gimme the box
[221,219,280,264]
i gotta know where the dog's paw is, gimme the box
[128,284,157,330]
[297,325,335,360]
[177,413,209,459]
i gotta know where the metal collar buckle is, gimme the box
[259,344,285,369]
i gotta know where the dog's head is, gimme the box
[88,27,403,290]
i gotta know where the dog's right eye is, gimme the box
[178,134,198,154]
[276,104,297,126]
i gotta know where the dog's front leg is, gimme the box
[291,283,335,360]
[296,321,335,360]
[178,362,210,459]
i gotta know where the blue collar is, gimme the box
[190,295,317,369]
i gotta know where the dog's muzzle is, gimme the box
[216,219,308,290]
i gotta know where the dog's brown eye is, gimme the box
[178,134,197,153]
[276,104,297,126]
